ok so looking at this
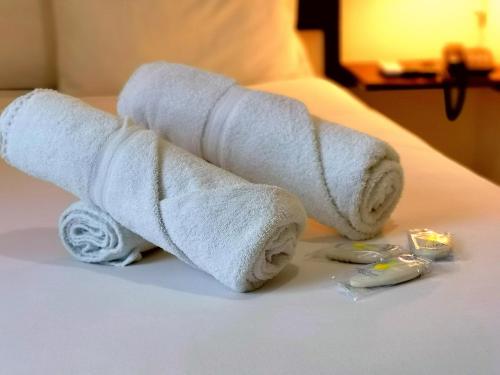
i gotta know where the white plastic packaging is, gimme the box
[335,254,432,301]
[308,242,405,264]
[408,229,453,260]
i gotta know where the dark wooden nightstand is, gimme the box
[345,60,500,91]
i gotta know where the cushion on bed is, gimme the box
[52,0,313,96]
[0,0,56,89]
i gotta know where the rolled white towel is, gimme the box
[0,90,306,292]
[118,62,404,240]
[60,201,156,266]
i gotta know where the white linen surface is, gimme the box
[0,78,499,374]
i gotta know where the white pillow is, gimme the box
[52,0,312,96]
[0,0,55,89]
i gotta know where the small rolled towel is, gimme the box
[118,62,404,240]
[0,89,306,292]
[59,201,156,266]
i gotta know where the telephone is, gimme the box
[443,44,494,75]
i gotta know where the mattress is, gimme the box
[0,78,499,374]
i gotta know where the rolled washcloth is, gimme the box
[0,89,306,292]
[59,201,156,266]
[118,62,404,240]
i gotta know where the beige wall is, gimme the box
[341,0,500,62]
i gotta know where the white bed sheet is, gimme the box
[0,78,499,374]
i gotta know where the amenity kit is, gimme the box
[0,62,406,292]
[306,228,453,300]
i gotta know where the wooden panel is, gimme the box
[298,0,356,85]
[346,61,500,91]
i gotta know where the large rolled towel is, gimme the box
[118,62,404,240]
[59,201,156,266]
[0,89,306,292]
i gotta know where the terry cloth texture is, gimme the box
[0,90,306,292]
[117,62,404,240]
[59,201,156,266]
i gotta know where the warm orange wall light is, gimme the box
[341,0,499,62]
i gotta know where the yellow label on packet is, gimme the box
[373,259,399,271]
[423,233,441,242]
[352,242,367,250]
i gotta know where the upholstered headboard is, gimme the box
[0,0,345,93]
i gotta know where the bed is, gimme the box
[1,76,499,374]
[1,1,499,374]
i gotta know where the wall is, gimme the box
[341,0,500,62]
